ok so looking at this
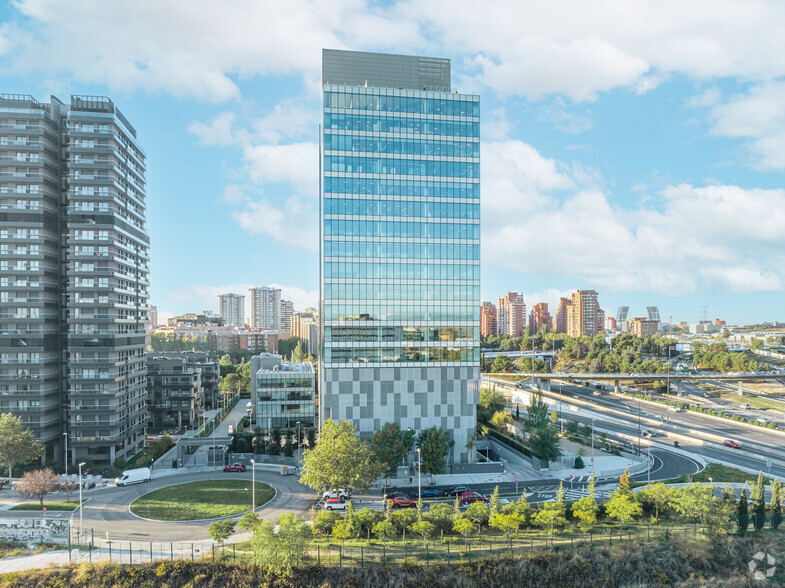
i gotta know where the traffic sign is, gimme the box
[42,507,46,513]
[515,478,519,482]
[570,475,573,479]
[591,457,594,462]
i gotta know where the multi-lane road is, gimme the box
[486,375,785,479]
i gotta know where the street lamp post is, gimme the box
[250,458,255,512]
[647,444,652,484]
[637,396,641,455]
[62,433,68,477]
[416,447,421,500]
[78,462,86,538]
[246,402,253,430]
[591,419,595,475]
[296,421,301,472]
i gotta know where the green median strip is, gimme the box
[10,501,83,511]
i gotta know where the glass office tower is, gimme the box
[320,49,480,462]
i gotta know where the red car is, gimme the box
[391,495,417,508]
[723,439,741,449]
[223,463,246,472]
[459,491,488,505]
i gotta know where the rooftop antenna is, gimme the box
[701,305,708,322]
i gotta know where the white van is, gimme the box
[115,467,151,487]
[667,405,683,413]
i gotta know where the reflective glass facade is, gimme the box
[320,50,480,462]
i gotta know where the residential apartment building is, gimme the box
[251,353,315,430]
[147,351,220,409]
[0,94,149,464]
[321,49,480,461]
[631,317,659,338]
[552,297,572,334]
[529,302,551,334]
[480,302,497,337]
[218,293,244,328]
[567,290,601,337]
[498,292,526,337]
[249,287,280,330]
[280,299,294,332]
[146,355,203,430]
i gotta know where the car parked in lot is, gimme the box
[723,439,741,449]
[323,497,347,511]
[223,463,246,472]
[391,495,417,508]
[443,485,470,497]
[459,491,488,505]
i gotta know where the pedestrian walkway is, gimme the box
[211,396,249,437]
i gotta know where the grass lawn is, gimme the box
[717,392,785,411]
[130,480,275,521]
[10,501,82,511]
[665,462,771,484]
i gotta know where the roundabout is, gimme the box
[129,479,276,521]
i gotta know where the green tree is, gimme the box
[208,519,236,550]
[489,485,502,517]
[372,519,397,541]
[513,490,532,525]
[605,469,642,524]
[673,483,734,538]
[549,410,558,425]
[491,410,513,430]
[299,419,378,494]
[523,392,563,463]
[416,426,452,476]
[452,517,477,540]
[749,471,767,532]
[738,487,749,535]
[291,340,305,362]
[465,501,490,528]
[490,355,514,373]
[409,520,436,544]
[478,387,507,422]
[220,361,251,396]
[238,512,260,532]
[572,472,598,533]
[312,510,341,536]
[532,482,566,537]
[573,456,585,469]
[771,478,783,531]
[0,413,42,484]
[490,512,522,538]
[251,513,310,571]
[637,482,673,521]
[369,422,415,480]
[426,503,455,534]
[392,508,419,536]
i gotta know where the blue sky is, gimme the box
[1,0,784,325]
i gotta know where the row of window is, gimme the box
[255,378,314,389]
[325,346,480,364]
[324,305,479,322]
[0,245,39,255]
[325,155,478,178]
[324,241,479,261]
[324,135,478,157]
[324,114,479,138]
[326,326,478,343]
[325,219,479,240]
[325,283,478,302]
[0,229,40,239]
[324,91,479,117]
[324,262,479,280]
[325,177,479,199]
[0,261,40,271]
[325,198,479,220]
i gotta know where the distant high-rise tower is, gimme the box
[529,303,552,333]
[617,306,630,322]
[249,287,280,330]
[320,49,480,461]
[646,306,661,322]
[0,94,150,465]
[280,299,294,332]
[498,292,526,337]
[219,293,245,328]
[567,290,601,337]
[553,297,572,333]
[480,302,497,337]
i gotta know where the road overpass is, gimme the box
[483,370,784,395]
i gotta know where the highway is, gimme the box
[486,375,785,480]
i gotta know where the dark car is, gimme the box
[223,463,246,472]
[383,489,410,500]
[723,439,741,449]
[459,491,488,505]
[416,488,441,499]
[443,485,470,497]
